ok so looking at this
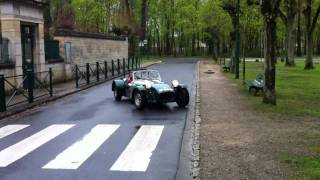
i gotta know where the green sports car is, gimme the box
[112,69,190,110]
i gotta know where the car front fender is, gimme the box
[177,84,188,89]
[130,85,146,99]
[112,80,125,91]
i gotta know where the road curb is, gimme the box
[192,61,201,180]
[176,61,201,180]
[0,62,160,120]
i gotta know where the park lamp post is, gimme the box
[235,0,240,79]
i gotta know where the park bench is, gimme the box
[245,73,264,96]
[222,61,231,72]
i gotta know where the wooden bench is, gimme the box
[245,74,264,96]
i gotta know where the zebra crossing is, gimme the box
[0,123,165,172]
[0,125,30,139]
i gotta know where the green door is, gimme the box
[21,25,34,76]
[21,25,34,88]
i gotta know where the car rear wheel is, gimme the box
[176,88,189,108]
[134,91,146,110]
[114,89,122,101]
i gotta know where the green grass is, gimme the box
[224,60,320,179]
[295,157,320,180]
[281,151,320,180]
[225,61,320,118]
[141,59,161,65]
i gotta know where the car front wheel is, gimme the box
[134,91,146,110]
[114,89,122,101]
[176,88,189,108]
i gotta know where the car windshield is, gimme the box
[134,70,161,81]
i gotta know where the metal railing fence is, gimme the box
[75,56,141,88]
[0,68,53,112]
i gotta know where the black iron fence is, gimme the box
[0,56,142,112]
[0,68,53,112]
[75,56,142,88]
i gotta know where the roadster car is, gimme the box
[112,69,189,110]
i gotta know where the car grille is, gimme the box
[159,92,175,102]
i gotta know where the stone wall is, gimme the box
[54,31,128,65]
[45,62,73,83]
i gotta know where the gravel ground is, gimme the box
[199,61,320,180]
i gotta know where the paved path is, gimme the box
[199,62,288,179]
[0,59,197,180]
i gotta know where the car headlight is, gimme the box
[145,81,152,89]
[172,80,179,88]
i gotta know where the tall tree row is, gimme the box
[45,0,320,104]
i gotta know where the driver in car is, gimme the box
[128,72,133,83]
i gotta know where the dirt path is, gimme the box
[199,62,320,180]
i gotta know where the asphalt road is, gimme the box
[0,58,197,180]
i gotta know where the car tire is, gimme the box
[134,91,146,110]
[176,88,189,108]
[114,89,122,101]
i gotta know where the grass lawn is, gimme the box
[225,61,320,118]
[141,58,162,65]
[223,60,320,179]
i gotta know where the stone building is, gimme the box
[0,0,47,77]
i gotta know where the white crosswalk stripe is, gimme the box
[43,124,120,169]
[0,124,165,172]
[0,124,74,167]
[110,125,164,172]
[0,125,30,139]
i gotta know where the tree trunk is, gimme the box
[261,0,281,105]
[296,9,302,56]
[280,0,297,66]
[286,22,296,66]
[303,0,320,69]
[140,0,148,41]
[263,19,277,105]
[129,34,136,57]
[305,32,314,69]
[316,38,320,55]
[171,21,176,56]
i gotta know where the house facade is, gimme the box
[0,0,46,77]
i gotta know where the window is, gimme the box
[0,38,14,69]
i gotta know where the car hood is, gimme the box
[134,80,173,93]
[151,83,173,93]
